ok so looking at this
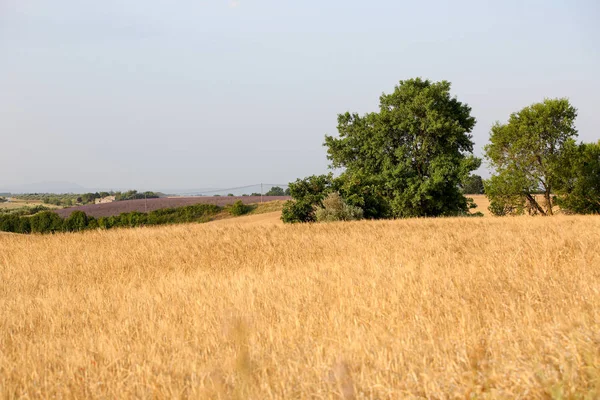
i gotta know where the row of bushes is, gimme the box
[0,203,223,234]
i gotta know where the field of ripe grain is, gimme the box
[0,198,61,210]
[1,216,599,398]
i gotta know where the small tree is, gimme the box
[265,186,285,196]
[64,211,88,232]
[230,200,250,216]
[315,192,363,222]
[461,174,484,194]
[281,174,333,223]
[484,98,578,216]
[30,211,64,233]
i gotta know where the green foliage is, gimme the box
[281,201,316,224]
[555,141,600,214]
[63,211,89,232]
[315,192,364,222]
[29,212,64,233]
[0,203,222,234]
[324,78,480,218]
[114,190,160,201]
[0,197,7,203]
[13,192,117,206]
[265,186,285,196]
[461,174,485,194]
[484,98,578,216]
[0,214,21,233]
[281,174,334,223]
[0,204,52,217]
[332,172,390,219]
[230,200,250,216]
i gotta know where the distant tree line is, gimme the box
[282,78,599,223]
[13,192,114,207]
[0,203,223,234]
[114,190,161,201]
[12,190,162,207]
[212,187,290,197]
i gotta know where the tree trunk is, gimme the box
[526,194,547,216]
[545,189,554,215]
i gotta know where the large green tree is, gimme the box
[324,78,480,217]
[484,98,578,216]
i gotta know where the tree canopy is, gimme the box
[555,140,600,214]
[324,78,480,218]
[265,186,285,196]
[460,174,485,195]
[484,98,578,216]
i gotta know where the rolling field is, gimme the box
[0,198,61,210]
[1,215,599,398]
[53,196,291,218]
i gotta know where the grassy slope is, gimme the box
[1,214,599,398]
[0,198,61,210]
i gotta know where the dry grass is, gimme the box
[210,211,283,227]
[468,194,491,216]
[0,198,60,210]
[1,215,599,398]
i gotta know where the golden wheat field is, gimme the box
[1,214,600,399]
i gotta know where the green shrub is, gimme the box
[87,218,99,230]
[29,211,64,233]
[281,200,315,223]
[230,200,250,216]
[315,192,364,222]
[0,203,223,235]
[281,174,334,223]
[64,211,88,232]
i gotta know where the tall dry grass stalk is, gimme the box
[1,215,599,398]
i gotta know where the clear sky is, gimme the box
[1,0,599,191]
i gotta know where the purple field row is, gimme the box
[53,196,290,218]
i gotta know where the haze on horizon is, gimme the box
[1,0,599,191]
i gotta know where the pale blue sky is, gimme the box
[1,0,599,191]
